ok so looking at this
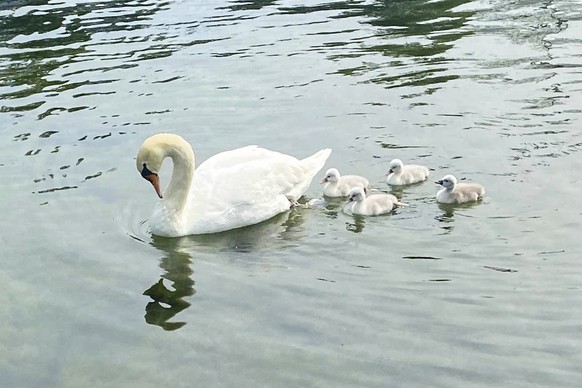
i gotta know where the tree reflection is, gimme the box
[0,0,171,111]
[279,0,477,89]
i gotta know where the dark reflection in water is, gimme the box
[278,0,476,88]
[0,0,172,110]
[220,0,278,12]
[141,208,308,330]
[435,201,482,233]
[144,236,195,331]
[345,214,366,233]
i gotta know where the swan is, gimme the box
[435,174,485,204]
[386,158,429,185]
[346,187,407,216]
[136,133,331,237]
[320,168,369,197]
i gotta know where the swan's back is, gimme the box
[185,146,331,234]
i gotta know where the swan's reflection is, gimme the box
[144,236,195,331]
[142,207,309,330]
[183,207,309,253]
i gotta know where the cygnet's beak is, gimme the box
[145,174,163,198]
[320,178,327,184]
[386,169,393,176]
[435,180,443,186]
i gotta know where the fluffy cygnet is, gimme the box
[321,168,369,197]
[346,187,407,216]
[435,174,485,204]
[386,159,429,185]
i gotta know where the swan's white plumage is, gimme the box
[435,174,485,204]
[136,134,331,236]
[346,187,407,216]
[321,168,369,197]
[386,158,429,185]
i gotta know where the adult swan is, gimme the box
[136,133,331,237]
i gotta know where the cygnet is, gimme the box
[321,168,369,197]
[346,187,407,216]
[435,174,485,204]
[386,159,429,185]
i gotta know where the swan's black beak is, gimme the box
[386,169,393,176]
[435,180,443,186]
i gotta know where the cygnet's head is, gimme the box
[347,187,366,203]
[387,159,404,175]
[435,174,457,190]
[136,135,166,198]
[321,168,340,184]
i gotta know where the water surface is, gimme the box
[2,0,582,386]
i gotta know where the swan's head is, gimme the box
[136,136,165,198]
[321,168,340,184]
[435,174,457,190]
[347,187,366,203]
[387,159,403,175]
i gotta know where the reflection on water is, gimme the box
[0,0,173,112]
[141,207,308,330]
[435,201,483,234]
[144,236,195,331]
[322,0,475,89]
[345,214,366,233]
[2,0,582,385]
[168,208,308,253]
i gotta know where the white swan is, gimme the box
[386,159,429,185]
[346,187,407,216]
[320,168,369,197]
[435,174,485,204]
[136,133,331,237]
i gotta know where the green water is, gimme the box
[2,0,582,386]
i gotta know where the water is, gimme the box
[2,0,582,386]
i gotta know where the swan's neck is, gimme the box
[162,141,195,214]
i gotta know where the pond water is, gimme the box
[1,0,582,386]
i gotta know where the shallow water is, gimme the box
[2,0,582,386]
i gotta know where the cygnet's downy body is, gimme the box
[346,187,407,216]
[386,159,429,185]
[321,168,369,197]
[435,174,485,204]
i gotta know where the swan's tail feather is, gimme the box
[286,149,331,201]
[301,148,332,174]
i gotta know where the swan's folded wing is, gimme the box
[187,150,309,233]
